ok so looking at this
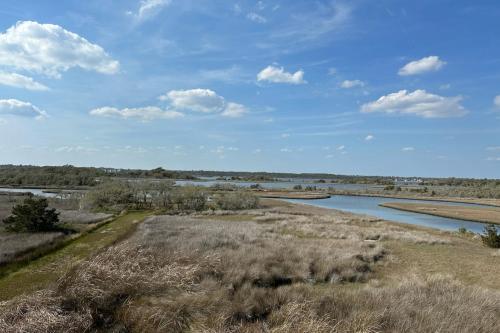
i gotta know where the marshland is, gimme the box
[0,165,499,332]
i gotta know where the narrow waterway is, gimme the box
[287,195,491,233]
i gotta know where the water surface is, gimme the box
[287,195,491,233]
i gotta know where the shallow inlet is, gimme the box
[286,195,492,233]
[0,188,57,198]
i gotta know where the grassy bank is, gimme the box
[380,202,500,225]
[329,191,500,207]
[0,211,151,301]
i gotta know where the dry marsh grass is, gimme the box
[0,232,65,266]
[1,203,499,332]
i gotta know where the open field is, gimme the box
[1,199,498,332]
[380,202,500,225]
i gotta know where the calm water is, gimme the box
[0,188,58,198]
[287,195,491,233]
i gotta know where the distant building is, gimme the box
[394,178,424,186]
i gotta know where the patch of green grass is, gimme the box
[0,211,151,301]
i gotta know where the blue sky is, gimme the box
[0,0,499,178]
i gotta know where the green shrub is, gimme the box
[293,185,303,190]
[481,224,500,248]
[3,197,60,232]
[81,181,134,211]
[214,191,259,210]
[172,187,208,211]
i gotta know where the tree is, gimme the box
[3,197,60,232]
[481,224,500,248]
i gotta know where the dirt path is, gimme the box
[0,211,152,301]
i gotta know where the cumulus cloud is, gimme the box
[92,89,247,121]
[402,147,415,152]
[221,102,247,118]
[89,106,182,121]
[159,89,225,113]
[398,56,446,76]
[0,21,119,78]
[340,79,365,88]
[247,12,267,23]
[159,88,248,118]
[0,99,47,119]
[365,135,374,141]
[0,72,49,91]
[257,65,306,84]
[361,90,467,118]
[337,145,345,150]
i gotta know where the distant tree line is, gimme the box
[0,165,197,187]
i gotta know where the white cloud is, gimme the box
[337,145,345,150]
[0,21,119,78]
[159,88,248,118]
[0,72,49,91]
[257,65,306,84]
[486,146,500,151]
[328,67,337,76]
[280,148,292,152]
[247,12,267,23]
[365,135,374,141]
[340,79,365,88]
[93,89,248,122]
[221,102,247,118]
[281,133,290,138]
[402,147,415,152]
[494,95,500,108]
[131,0,171,21]
[253,148,262,154]
[486,157,500,161]
[398,56,446,76]
[361,90,467,118]
[89,106,183,121]
[0,99,47,119]
[159,89,225,113]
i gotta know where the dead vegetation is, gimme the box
[1,201,499,332]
